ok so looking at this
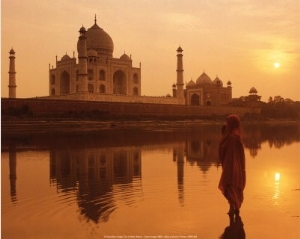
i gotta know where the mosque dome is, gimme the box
[61,54,71,61]
[186,80,196,87]
[120,53,131,61]
[249,87,258,94]
[196,72,212,85]
[213,76,223,86]
[86,18,114,57]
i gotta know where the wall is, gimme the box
[43,92,186,105]
[1,98,261,118]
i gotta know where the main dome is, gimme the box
[196,72,212,85]
[85,20,114,57]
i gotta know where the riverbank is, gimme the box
[1,119,223,135]
[1,117,299,137]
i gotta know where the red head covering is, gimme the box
[220,114,242,144]
[223,114,242,137]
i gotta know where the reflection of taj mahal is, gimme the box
[6,125,295,223]
[46,15,232,106]
[50,147,142,186]
[50,147,142,223]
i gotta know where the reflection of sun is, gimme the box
[273,172,281,205]
[274,62,281,68]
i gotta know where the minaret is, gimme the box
[8,48,17,98]
[176,46,184,99]
[77,26,88,92]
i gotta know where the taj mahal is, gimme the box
[8,15,234,107]
[49,16,142,100]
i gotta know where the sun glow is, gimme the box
[275,172,281,181]
[252,43,294,73]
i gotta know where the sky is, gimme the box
[1,0,300,101]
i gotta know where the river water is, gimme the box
[1,122,300,238]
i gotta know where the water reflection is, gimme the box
[2,123,300,236]
[173,146,185,206]
[49,146,142,223]
[4,128,222,223]
[272,172,281,205]
[220,214,245,239]
[49,130,221,222]
[8,145,17,204]
[185,137,219,172]
[242,123,300,157]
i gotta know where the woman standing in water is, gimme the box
[218,115,246,215]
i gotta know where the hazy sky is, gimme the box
[2,0,300,101]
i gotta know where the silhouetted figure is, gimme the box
[220,214,246,239]
[218,115,246,215]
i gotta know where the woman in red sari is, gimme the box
[218,115,246,215]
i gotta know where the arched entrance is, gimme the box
[113,70,126,94]
[133,73,139,84]
[191,94,200,105]
[99,70,106,81]
[50,75,55,85]
[88,84,94,93]
[60,71,70,94]
[99,84,106,93]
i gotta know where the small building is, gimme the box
[184,72,232,106]
[231,87,262,107]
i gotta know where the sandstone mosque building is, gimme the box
[45,16,232,106]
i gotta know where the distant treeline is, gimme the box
[261,101,300,119]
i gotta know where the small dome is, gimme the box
[120,53,130,61]
[249,87,258,94]
[9,48,15,54]
[79,26,86,33]
[87,49,98,57]
[61,54,71,61]
[227,80,232,86]
[196,72,212,85]
[213,77,223,86]
[172,84,176,88]
[186,80,196,86]
[177,46,183,52]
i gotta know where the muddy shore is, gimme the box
[2,118,299,136]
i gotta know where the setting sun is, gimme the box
[274,62,281,68]
[275,172,281,181]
